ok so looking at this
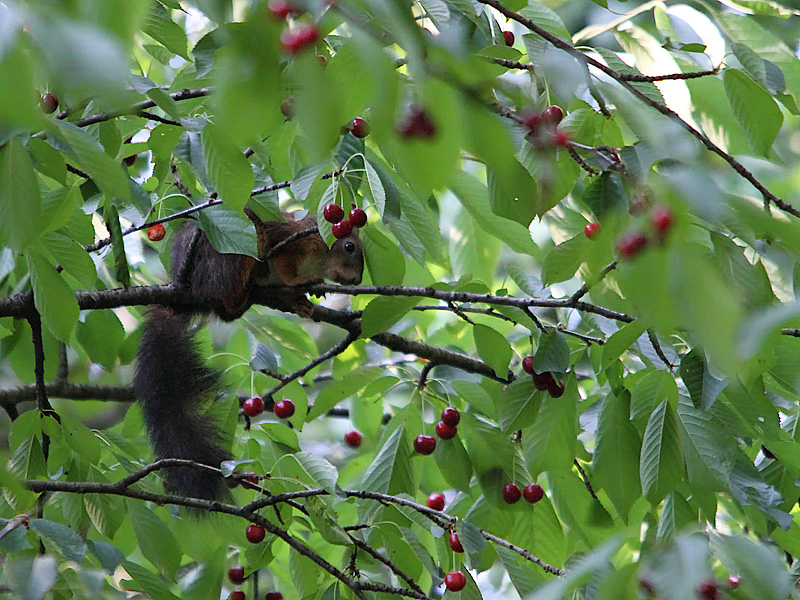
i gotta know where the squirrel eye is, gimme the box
[344,242,355,253]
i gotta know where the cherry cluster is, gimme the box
[323,203,368,239]
[616,204,674,260]
[412,407,462,456]
[521,105,569,149]
[502,482,544,504]
[521,356,565,398]
[243,395,295,419]
[227,562,283,599]
[268,0,320,55]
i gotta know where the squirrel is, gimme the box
[134,209,363,500]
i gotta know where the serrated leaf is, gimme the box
[202,123,254,212]
[0,138,42,250]
[104,205,130,287]
[602,320,647,370]
[678,349,726,410]
[293,452,338,494]
[144,3,189,59]
[676,397,733,489]
[364,159,386,216]
[519,2,572,41]
[524,391,578,476]
[723,68,783,156]
[29,519,87,563]
[593,393,642,519]
[533,330,570,374]
[497,378,540,433]
[197,205,257,257]
[640,399,683,503]
[581,172,628,217]
[541,234,590,285]
[307,366,383,421]
[51,120,131,203]
[129,502,182,575]
[436,434,473,491]
[121,561,180,600]
[473,323,512,379]
[361,296,419,338]
[361,425,411,496]
[26,250,79,342]
[362,227,405,285]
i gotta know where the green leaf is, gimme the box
[541,234,590,285]
[360,425,413,496]
[450,171,539,257]
[723,68,783,156]
[129,502,182,575]
[364,159,386,216]
[50,120,131,203]
[640,399,684,503]
[710,532,792,600]
[29,519,87,563]
[0,138,42,251]
[676,397,733,490]
[524,388,578,476]
[602,320,647,370]
[630,369,678,426]
[104,205,130,288]
[533,330,570,374]
[197,205,257,257]
[293,452,338,495]
[361,227,406,285]
[202,123,255,212]
[143,3,189,59]
[519,2,572,40]
[473,323,512,379]
[593,393,642,519]
[307,366,383,421]
[76,310,125,368]
[436,435,473,491]
[496,378,540,433]
[581,172,628,217]
[121,561,180,600]
[678,349,726,410]
[26,250,79,342]
[361,296,419,338]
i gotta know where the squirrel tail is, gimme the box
[134,306,232,501]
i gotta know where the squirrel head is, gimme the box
[326,229,363,285]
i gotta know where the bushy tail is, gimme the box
[134,307,231,501]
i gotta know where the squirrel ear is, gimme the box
[243,207,265,227]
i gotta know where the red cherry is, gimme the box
[414,434,436,455]
[332,219,353,239]
[552,130,570,147]
[523,483,544,503]
[268,0,300,19]
[147,224,166,242]
[348,207,367,228]
[344,430,362,448]
[541,105,564,124]
[245,524,266,543]
[502,30,515,46]
[274,400,295,419]
[242,472,259,484]
[40,93,58,114]
[502,483,521,504]
[448,532,464,553]
[398,106,436,139]
[547,378,565,398]
[230,591,245,600]
[228,566,245,584]
[697,581,719,600]
[440,407,460,427]
[532,371,553,391]
[280,97,295,117]
[521,111,541,134]
[521,356,535,375]
[350,117,370,139]
[616,231,648,259]
[727,575,741,589]
[266,593,283,600]
[444,571,467,592]
[426,492,445,511]
[280,24,319,54]
[584,222,600,239]
[650,205,673,237]
[243,396,265,417]
[323,203,344,224]
[435,421,457,440]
